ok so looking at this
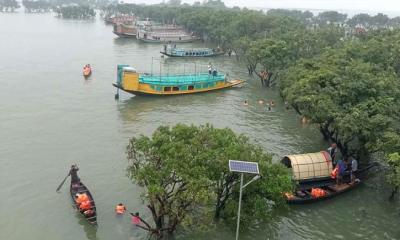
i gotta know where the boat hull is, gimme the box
[285,163,377,204]
[138,37,200,43]
[113,79,244,96]
[113,31,136,37]
[70,181,97,225]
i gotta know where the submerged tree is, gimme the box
[55,5,95,19]
[0,0,20,12]
[126,124,292,238]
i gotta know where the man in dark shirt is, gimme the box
[69,165,80,184]
[327,143,338,166]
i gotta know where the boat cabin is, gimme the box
[281,151,333,183]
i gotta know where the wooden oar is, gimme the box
[56,173,70,193]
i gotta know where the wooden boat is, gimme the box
[83,65,91,77]
[281,152,377,204]
[70,181,97,225]
[113,23,137,37]
[113,64,244,96]
[160,45,224,57]
[105,15,135,25]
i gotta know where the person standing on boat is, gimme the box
[327,143,338,166]
[336,158,347,185]
[69,164,80,184]
[212,68,217,77]
[208,63,212,75]
[349,156,358,183]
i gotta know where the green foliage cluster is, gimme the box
[126,124,292,236]
[387,153,400,198]
[22,0,51,12]
[347,13,400,29]
[0,0,20,12]
[280,30,400,195]
[55,5,95,19]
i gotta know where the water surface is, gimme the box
[0,12,399,240]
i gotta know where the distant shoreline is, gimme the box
[249,7,400,18]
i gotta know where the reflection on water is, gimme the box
[117,91,226,123]
[113,37,139,46]
[78,216,98,240]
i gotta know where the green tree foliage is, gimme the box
[316,11,347,26]
[281,34,400,159]
[55,5,95,19]
[267,9,313,25]
[22,0,51,12]
[0,0,20,12]
[387,153,400,199]
[126,124,292,236]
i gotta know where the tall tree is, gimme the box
[126,124,292,237]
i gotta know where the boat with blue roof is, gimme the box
[160,44,224,57]
[113,64,244,96]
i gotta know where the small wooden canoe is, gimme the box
[83,66,92,77]
[70,181,97,225]
[285,163,377,204]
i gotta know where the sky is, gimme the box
[127,0,400,16]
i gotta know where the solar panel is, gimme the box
[229,160,259,174]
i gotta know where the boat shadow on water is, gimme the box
[113,37,140,46]
[116,90,234,123]
[77,215,98,240]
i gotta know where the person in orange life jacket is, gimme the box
[79,200,92,212]
[115,203,126,215]
[130,212,141,225]
[75,193,89,206]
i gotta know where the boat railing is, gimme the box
[140,74,226,85]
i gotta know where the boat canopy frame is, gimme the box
[281,151,333,181]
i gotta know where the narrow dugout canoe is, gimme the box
[70,180,97,225]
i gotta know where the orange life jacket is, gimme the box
[115,205,126,214]
[76,193,89,205]
[311,188,326,198]
[79,200,92,211]
[331,166,339,179]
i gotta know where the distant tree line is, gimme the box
[22,0,51,12]
[54,5,95,18]
[0,0,20,12]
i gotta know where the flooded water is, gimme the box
[0,13,399,240]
